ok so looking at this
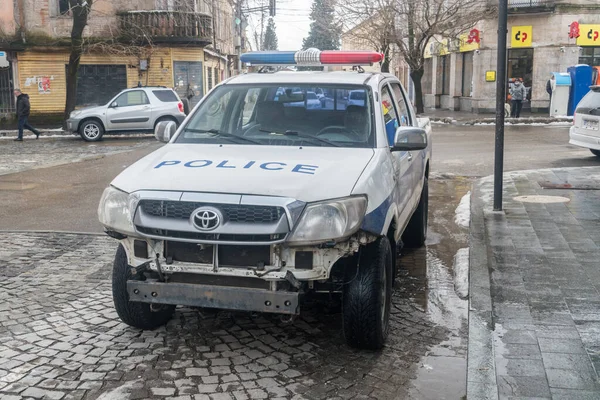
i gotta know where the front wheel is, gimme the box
[342,236,393,350]
[590,149,600,158]
[112,245,175,329]
[79,120,104,142]
[402,177,429,248]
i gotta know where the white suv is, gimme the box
[66,87,186,142]
[98,51,432,349]
[570,86,600,157]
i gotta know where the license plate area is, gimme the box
[164,241,271,268]
[583,118,599,130]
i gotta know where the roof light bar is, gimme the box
[240,49,384,66]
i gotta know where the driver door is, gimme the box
[105,90,152,131]
[380,83,414,225]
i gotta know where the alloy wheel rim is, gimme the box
[84,124,99,139]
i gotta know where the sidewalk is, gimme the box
[422,109,573,126]
[468,167,600,399]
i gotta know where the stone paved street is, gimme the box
[0,136,158,176]
[468,167,600,399]
[0,231,467,400]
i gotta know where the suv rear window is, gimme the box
[153,90,179,102]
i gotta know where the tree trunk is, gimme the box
[410,67,424,114]
[64,44,83,121]
[64,0,91,122]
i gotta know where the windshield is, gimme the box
[175,84,374,148]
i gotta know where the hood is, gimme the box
[18,94,29,100]
[111,144,375,202]
[514,81,523,87]
[74,104,106,116]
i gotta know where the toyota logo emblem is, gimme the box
[191,208,221,231]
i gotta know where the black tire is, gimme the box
[591,149,600,158]
[402,177,429,248]
[112,245,175,329]
[154,116,178,129]
[79,119,104,142]
[342,236,393,350]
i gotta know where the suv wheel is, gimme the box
[112,245,175,329]
[342,236,392,350]
[155,117,178,129]
[591,149,600,158]
[402,177,429,248]
[79,120,104,142]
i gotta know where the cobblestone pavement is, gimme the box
[0,228,467,400]
[469,167,600,399]
[0,136,158,176]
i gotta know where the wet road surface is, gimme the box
[0,125,594,398]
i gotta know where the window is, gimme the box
[58,0,70,15]
[423,58,433,95]
[214,68,219,85]
[441,55,450,95]
[390,83,411,126]
[579,47,600,67]
[152,90,179,102]
[207,67,213,91]
[177,84,374,148]
[114,90,149,107]
[381,85,400,146]
[461,52,474,97]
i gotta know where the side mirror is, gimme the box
[110,101,118,108]
[391,126,427,152]
[154,120,177,143]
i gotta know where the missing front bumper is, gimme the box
[127,280,300,315]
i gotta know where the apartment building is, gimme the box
[422,0,600,113]
[0,0,236,116]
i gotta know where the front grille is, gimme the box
[137,227,285,243]
[139,200,284,223]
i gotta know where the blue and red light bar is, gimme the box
[240,48,384,66]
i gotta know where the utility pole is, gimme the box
[494,0,508,211]
[235,0,243,74]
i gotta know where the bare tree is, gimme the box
[338,0,495,113]
[64,0,93,121]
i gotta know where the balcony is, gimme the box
[118,11,213,46]
[508,0,555,14]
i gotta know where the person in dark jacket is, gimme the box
[14,89,41,141]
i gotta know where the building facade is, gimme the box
[0,0,236,116]
[422,0,600,114]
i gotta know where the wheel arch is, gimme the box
[154,115,179,128]
[79,117,105,132]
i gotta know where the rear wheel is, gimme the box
[591,149,600,158]
[79,120,104,142]
[342,236,393,350]
[402,177,429,248]
[112,245,175,329]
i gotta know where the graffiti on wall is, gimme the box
[24,76,54,94]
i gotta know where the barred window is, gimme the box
[207,67,213,91]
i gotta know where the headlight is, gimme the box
[97,186,139,235]
[287,196,367,245]
[70,110,82,118]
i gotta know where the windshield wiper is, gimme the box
[184,128,262,145]
[260,129,340,147]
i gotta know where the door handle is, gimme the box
[407,152,413,161]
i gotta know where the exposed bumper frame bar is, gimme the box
[127,280,300,315]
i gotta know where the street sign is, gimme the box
[511,26,533,48]
[577,24,600,46]
[0,51,8,68]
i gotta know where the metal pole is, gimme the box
[493,0,508,211]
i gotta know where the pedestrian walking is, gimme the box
[14,89,41,141]
[509,78,526,118]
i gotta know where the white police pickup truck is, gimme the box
[98,50,432,349]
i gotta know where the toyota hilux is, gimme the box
[98,50,432,349]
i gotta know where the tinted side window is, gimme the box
[115,91,149,107]
[153,90,179,102]
[390,83,411,126]
[381,85,400,146]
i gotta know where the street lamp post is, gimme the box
[494,0,508,211]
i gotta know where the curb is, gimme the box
[428,117,572,126]
[467,179,499,400]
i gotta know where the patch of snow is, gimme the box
[453,247,469,299]
[454,191,471,229]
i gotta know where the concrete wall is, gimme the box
[0,0,17,36]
